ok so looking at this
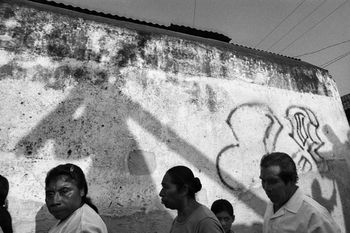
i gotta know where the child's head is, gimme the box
[211,199,235,233]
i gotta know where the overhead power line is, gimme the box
[254,0,306,48]
[321,50,350,68]
[192,0,197,27]
[267,0,326,51]
[279,0,349,53]
[294,39,350,57]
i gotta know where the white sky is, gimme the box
[47,0,350,96]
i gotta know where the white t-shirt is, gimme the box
[48,204,108,233]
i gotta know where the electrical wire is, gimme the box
[254,0,306,48]
[294,39,350,57]
[321,50,350,68]
[192,0,197,27]
[267,0,326,51]
[279,0,349,53]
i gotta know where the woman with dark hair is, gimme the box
[0,174,13,233]
[45,163,107,233]
[159,165,224,233]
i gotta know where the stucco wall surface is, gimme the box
[0,1,350,233]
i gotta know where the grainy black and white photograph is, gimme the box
[0,0,349,232]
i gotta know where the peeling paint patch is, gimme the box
[4,19,20,28]
[1,6,15,19]
[0,49,12,66]
[206,85,217,113]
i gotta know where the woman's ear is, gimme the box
[80,189,86,197]
[179,184,189,197]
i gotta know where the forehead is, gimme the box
[260,165,281,178]
[215,211,232,218]
[46,175,76,189]
[161,173,174,184]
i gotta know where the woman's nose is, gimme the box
[53,192,62,203]
[159,189,164,197]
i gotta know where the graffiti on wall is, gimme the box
[217,103,328,191]
[216,103,283,190]
[286,106,327,171]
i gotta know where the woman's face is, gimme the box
[159,173,182,210]
[45,175,84,220]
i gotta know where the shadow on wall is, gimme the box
[0,3,268,231]
[13,69,266,232]
[315,125,350,233]
[216,103,350,233]
[14,78,175,233]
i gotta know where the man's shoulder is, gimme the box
[299,194,332,218]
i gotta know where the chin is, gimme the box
[49,209,68,220]
[163,203,176,210]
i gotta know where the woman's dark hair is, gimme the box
[166,165,202,198]
[45,163,98,213]
[260,152,299,184]
[211,199,234,217]
[0,174,9,207]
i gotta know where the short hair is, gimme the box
[0,174,9,206]
[45,163,98,213]
[260,152,298,184]
[166,166,202,198]
[211,199,234,217]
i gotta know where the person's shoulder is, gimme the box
[196,205,222,225]
[302,195,329,212]
[197,205,218,218]
[186,204,219,225]
[80,204,108,232]
[300,194,333,218]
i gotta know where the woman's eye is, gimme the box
[59,188,70,195]
[46,191,54,197]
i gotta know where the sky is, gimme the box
[44,0,350,96]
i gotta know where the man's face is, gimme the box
[45,175,84,220]
[260,165,293,207]
[215,211,234,233]
[159,173,182,210]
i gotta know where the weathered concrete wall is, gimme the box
[0,1,350,233]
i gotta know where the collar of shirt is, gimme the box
[268,187,303,219]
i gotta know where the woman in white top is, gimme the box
[45,163,108,233]
[159,165,225,233]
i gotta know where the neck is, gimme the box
[177,199,200,222]
[273,185,298,212]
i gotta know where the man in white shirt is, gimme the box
[259,152,341,233]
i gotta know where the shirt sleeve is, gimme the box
[197,217,225,233]
[81,225,107,233]
[308,212,341,233]
[81,219,108,233]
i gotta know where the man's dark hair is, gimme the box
[211,199,234,217]
[260,152,298,184]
